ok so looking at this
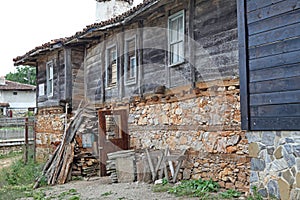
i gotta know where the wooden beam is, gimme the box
[188,0,195,88]
[237,0,250,130]
[64,48,72,102]
[137,20,144,96]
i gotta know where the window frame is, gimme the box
[105,45,118,89]
[46,61,54,97]
[124,36,137,85]
[168,10,185,67]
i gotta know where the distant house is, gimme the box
[0,77,36,117]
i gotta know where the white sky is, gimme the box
[0,0,96,77]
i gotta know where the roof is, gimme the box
[0,80,36,91]
[0,103,10,107]
[13,0,159,65]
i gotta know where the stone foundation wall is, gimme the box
[247,131,300,200]
[35,107,65,161]
[128,86,250,191]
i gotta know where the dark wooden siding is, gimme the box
[194,0,239,82]
[238,0,300,130]
[37,50,65,107]
[84,0,239,103]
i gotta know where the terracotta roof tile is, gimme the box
[0,80,36,91]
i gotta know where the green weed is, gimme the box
[168,178,220,197]
[101,190,113,196]
[247,186,263,200]
[219,189,242,199]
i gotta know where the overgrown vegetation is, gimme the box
[0,150,22,159]
[153,178,243,199]
[247,186,263,200]
[0,148,49,200]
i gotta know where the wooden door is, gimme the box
[98,109,129,176]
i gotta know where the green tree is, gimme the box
[5,66,36,85]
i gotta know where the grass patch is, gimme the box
[0,153,47,199]
[168,178,220,197]
[0,150,22,159]
[153,179,245,199]
[219,189,242,199]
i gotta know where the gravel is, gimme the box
[36,177,200,200]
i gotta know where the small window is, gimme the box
[46,61,54,97]
[124,38,137,84]
[168,10,185,66]
[13,91,18,95]
[106,46,117,88]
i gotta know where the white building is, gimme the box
[0,77,36,117]
[95,0,143,22]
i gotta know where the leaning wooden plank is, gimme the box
[145,148,156,182]
[166,148,174,178]
[64,143,75,183]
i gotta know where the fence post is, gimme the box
[24,117,29,164]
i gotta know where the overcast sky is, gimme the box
[0,0,96,77]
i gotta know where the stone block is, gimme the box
[115,156,135,183]
[262,132,275,146]
[248,143,260,158]
[282,170,294,186]
[246,132,261,143]
[283,148,296,167]
[278,178,290,200]
[274,146,283,159]
[250,171,259,183]
[267,179,279,199]
[297,173,300,188]
[251,158,265,171]
[270,158,288,172]
[293,145,300,157]
[290,189,300,200]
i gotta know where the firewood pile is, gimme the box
[72,147,100,178]
[34,102,97,188]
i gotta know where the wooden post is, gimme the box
[24,117,29,164]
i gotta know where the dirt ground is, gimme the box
[34,177,200,200]
[32,177,247,200]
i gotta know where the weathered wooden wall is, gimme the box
[84,0,238,103]
[239,0,300,130]
[37,50,64,108]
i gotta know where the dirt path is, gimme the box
[37,177,200,200]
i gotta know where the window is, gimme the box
[168,10,185,66]
[46,61,54,97]
[106,46,117,88]
[124,38,137,84]
[13,91,18,95]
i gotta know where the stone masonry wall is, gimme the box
[128,84,250,192]
[35,107,65,161]
[247,131,300,200]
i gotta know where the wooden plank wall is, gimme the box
[37,50,65,108]
[244,0,300,130]
[84,0,239,103]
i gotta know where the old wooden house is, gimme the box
[238,0,300,199]
[14,0,250,192]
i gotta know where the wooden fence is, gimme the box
[0,117,35,163]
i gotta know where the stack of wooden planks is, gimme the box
[72,151,99,178]
[34,102,88,188]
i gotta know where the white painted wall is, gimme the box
[0,90,36,109]
[95,0,144,22]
